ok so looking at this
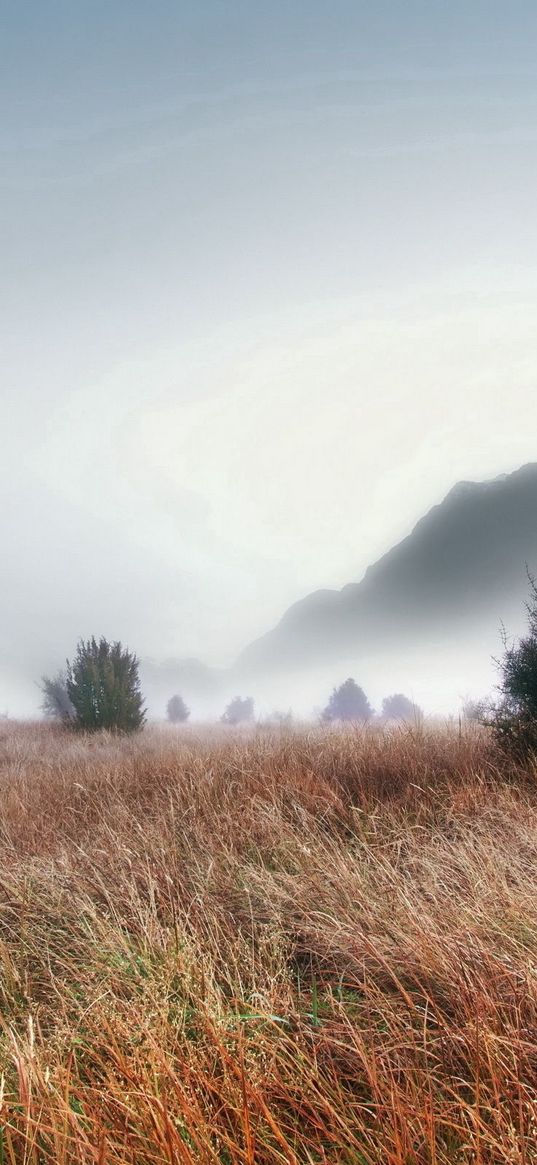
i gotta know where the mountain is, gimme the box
[235,463,537,679]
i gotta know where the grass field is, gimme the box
[0,720,536,1163]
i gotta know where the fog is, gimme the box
[2,3,537,717]
[141,645,501,724]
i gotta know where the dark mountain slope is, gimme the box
[235,463,537,677]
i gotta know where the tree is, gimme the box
[40,670,75,722]
[66,637,146,732]
[167,694,190,723]
[487,577,537,757]
[321,678,372,723]
[221,696,255,725]
[381,693,422,723]
[262,709,294,729]
[461,696,484,723]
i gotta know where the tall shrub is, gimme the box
[322,678,372,723]
[66,637,146,732]
[166,694,190,723]
[40,670,75,723]
[221,696,254,725]
[488,577,537,757]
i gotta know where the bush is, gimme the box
[66,637,146,733]
[321,678,373,723]
[221,696,254,725]
[488,577,537,757]
[40,670,75,723]
[381,693,423,723]
[461,697,485,723]
[166,694,190,724]
[261,709,294,729]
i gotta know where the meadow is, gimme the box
[0,720,536,1163]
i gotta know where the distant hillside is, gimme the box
[235,463,537,678]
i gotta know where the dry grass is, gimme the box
[0,720,536,1163]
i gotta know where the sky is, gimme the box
[2,1,537,714]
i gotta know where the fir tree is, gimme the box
[66,637,146,732]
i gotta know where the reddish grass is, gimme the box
[0,721,536,1162]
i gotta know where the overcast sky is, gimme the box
[2,1,537,712]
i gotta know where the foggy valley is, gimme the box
[3,4,537,1162]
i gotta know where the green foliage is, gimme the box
[40,670,75,722]
[488,577,537,757]
[66,637,146,733]
[322,678,372,723]
[166,694,190,723]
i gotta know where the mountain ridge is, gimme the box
[142,462,537,708]
[235,461,537,677]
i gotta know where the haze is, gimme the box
[2,2,537,716]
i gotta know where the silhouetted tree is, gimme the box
[66,637,146,732]
[221,696,254,725]
[381,693,422,723]
[167,694,190,723]
[487,577,537,757]
[321,678,372,723]
[40,670,75,722]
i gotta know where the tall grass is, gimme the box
[0,720,536,1162]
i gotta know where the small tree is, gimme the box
[321,678,372,723]
[487,578,537,757]
[66,637,146,733]
[40,670,75,722]
[381,693,422,723]
[262,709,294,729]
[221,696,254,725]
[461,696,484,723]
[167,694,190,723]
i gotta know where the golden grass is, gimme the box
[0,720,536,1163]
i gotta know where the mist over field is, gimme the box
[5,7,537,1160]
[2,2,537,719]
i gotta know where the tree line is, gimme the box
[39,578,537,759]
[41,642,421,731]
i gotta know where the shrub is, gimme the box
[487,577,537,757]
[381,693,423,723]
[461,696,485,722]
[321,678,373,723]
[40,670,75,723]
[221,696,254,725]
[262,709,294,729]
[66,637,146,733]
[166,694,190,723]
